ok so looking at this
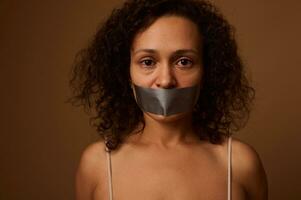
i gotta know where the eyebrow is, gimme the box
[133,48,199,56]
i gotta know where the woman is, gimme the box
[69,0,268,199]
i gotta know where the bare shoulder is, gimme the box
[231,137,268,200]
[75,139,107,200]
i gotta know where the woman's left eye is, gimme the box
[176,58,193,67]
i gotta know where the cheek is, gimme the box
[129,64,152,85]
[192,66,203,83]
[129,62,140,81]
[177,67,203,86]
[130,65,140,83]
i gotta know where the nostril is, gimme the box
[162,83,176,89]
[155,79,177,89]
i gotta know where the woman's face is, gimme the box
[130,15,203,121]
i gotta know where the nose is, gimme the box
[155,64,177,89]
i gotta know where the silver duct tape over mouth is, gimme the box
[133,84,200,116]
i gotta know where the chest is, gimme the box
[112,166,227,200]
[94,149,246,200]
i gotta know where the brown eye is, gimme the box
[176,58,193,67]
[140,59,156,68]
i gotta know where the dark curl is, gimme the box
[68,0,255,151]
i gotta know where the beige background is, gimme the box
[0,0,300,199]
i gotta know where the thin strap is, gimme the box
[105,147,113,200]
[227,136,232,200]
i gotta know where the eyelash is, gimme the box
[139,58,193,68]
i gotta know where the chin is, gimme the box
[144,111,192,123]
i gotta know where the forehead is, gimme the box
[131,15,202,52]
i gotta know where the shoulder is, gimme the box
[75,139,108,199]
[231,137,268,199]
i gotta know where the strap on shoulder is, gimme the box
[227,136,232,200]
[105,147,113,200]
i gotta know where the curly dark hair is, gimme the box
[67,0,255,151]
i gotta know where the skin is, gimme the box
[75,16,268,200]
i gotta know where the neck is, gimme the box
[135,112,200,148]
